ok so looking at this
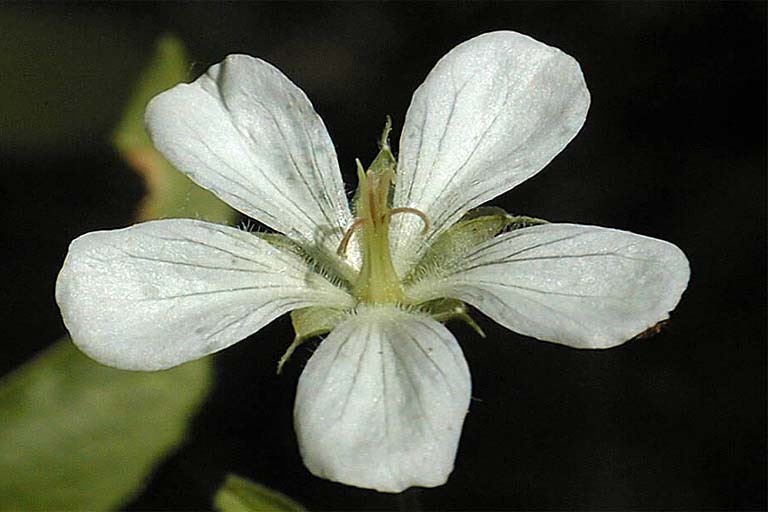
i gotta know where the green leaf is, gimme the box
[214,474,306,512]
[0,339,210,511]
[0,35,238,510]
[113,34,236,224]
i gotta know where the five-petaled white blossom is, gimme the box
[56,31,690,493]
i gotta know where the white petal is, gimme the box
[391,31,590,274]
[294,305,471,493]
[407,224,690,349]
[145,55,353,257]
[55,219,353,371]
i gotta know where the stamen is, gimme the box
[388,207,430,234]
[379,115,393,149]
[337,218,369,255]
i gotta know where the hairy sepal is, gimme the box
[404,207,548,285]
[417,298,485,337]
[280,307,348,373]
[257,232,356,289]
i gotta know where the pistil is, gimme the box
[338,119,428,304]
[352,160,404,303]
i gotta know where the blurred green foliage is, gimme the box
[113,35,235,224]
[0,340,210,510]
[0,35,236,510]
[0,7,151,155]
[214,474,306,512]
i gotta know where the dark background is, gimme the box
[2,2,765,511]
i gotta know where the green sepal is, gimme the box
[279,307,348,373]
[290,306,347,343]
[431,206,549,255]
[255,232,305,255]
[503,213,550,230]
[256,233,352,375]
[422,207,514,262]
[405,207,549,284]
[417,298,486,337]
[213,474,305,512]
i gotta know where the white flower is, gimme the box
[55,31,690,493]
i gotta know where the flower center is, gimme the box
[338,119,428,304]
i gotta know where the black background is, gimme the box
[1,2,765,511]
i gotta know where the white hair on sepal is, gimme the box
[237,217,270,234]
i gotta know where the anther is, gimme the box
[387,207,430,234]
[337,218,369,256]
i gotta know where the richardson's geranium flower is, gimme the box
[56,31,690,493]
